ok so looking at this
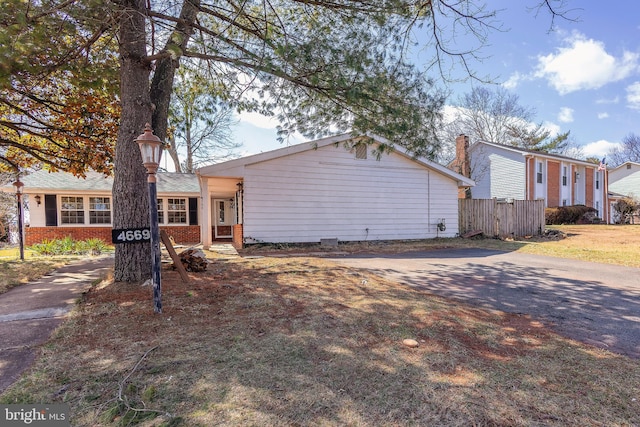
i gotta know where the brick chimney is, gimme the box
[454,134,470,178]
[452,134,471,199]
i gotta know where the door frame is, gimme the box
[213,198,233,238]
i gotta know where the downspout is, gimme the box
[196,171,211,249]
[427,170,431,235]
[524,154,531,200]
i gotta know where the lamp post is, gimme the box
[12,177,24,261]
[136,124,163,313]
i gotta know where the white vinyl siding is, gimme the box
[609,163,640,198]
[470,145,525,200]
[241,144,459,243]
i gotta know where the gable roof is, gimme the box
[471,140,601,168]
[1,170,200,194]
[609,161,640,173]
[198,133,475,187]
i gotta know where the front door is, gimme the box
[213,199,233,238]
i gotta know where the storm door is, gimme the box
[213,198,234,238]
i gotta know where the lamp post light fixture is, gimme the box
[12,177,24,261]
[136,123,163,313]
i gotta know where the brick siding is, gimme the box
[232,224,243,249]
[546,161,560,207]
[26,225,200,246]
[585,168,594,208]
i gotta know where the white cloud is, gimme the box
[236,111,278,129]
[596,96,620,104]
[582,139,621,159]
[502,72,524,90]
[535,32,640,94]
[626,81,640,109]
[597,112,609,119]
[541,121,561,136]
[557,107,574,123]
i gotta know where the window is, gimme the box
[562,166,568,186]
[627,164,632,170]
[536,162,543,184]
[167,198,187,224]
[355,143,367,160]
[595,172,600,190]
[218,200,225,223]
[157,198,164,224]
[562,199,567,207]
[61,196,84,224]
[89,197,111,224]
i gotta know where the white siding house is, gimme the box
[609,162,640,199]
[197,134,474,248]
[469,143,526,200]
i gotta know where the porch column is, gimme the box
[198,173,212,249]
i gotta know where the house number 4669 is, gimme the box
[112,228,151,244]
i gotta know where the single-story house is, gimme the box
[197,133,474,248]
[450,135,610,222]
[2,170,201,245]
[2,134,474,248]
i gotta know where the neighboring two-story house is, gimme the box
[450,135,610,223]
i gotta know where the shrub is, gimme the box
[613,198,639,224]
[30,238,111,256]
[545,205,598,225]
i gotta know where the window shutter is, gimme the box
[44,195,58,226]
[188,197,198,225]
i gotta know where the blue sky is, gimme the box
[231,1,639,161]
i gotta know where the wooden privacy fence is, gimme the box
[458,199,545,238]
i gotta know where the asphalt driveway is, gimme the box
[329,248,640,359]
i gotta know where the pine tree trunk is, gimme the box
[150,0,200,143]
[113,0,153,282]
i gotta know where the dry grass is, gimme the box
[2,227,639,426]
[0,250,80,294]
[241,224,640,267]
[515,225,640,267]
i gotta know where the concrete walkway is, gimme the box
[0,255,114,394]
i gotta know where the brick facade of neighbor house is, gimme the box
[527,156,535,200]
[25,225,201,246]
[547,160,561,207]
[585,168,594,208]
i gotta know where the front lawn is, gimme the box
[2,227,638,426]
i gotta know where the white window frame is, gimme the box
[60,196,85,225]
[157,198,189,225]
[59,195,114,226]
[536,162,543,184]
[89,196,111,224]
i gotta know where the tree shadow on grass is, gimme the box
[149,257,638,426]
[7,255,639,426]
[332,249,640,359]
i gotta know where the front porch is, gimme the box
[199,175,244,250]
